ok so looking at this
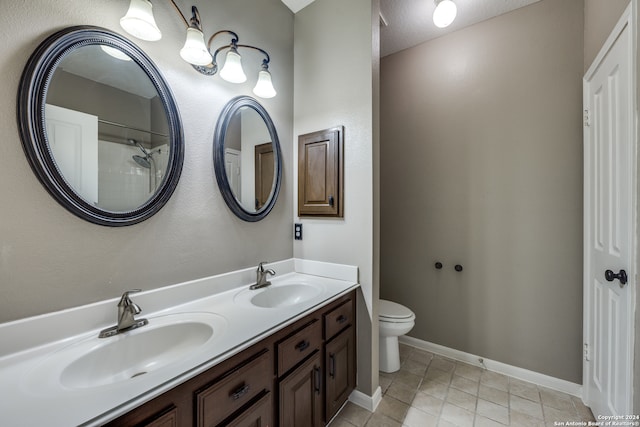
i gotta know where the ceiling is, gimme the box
[280,0,315,13]
[281,0,542,57]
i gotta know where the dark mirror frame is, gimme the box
[17,25,184,226]
[213,96,282,222]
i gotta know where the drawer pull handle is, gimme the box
[295,340,310,352]
[230,384,250,400]
[336,315,348,324]
[314,366,321,394]
[329,353,335,378]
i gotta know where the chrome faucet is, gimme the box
[99,289,149,338]
[250,262,276,290]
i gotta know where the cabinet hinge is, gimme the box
[584,343,590,361]
[583,109,591,127]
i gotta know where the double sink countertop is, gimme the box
[0,258,359,426]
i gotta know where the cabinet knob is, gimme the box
[314,366,321,394]
[230,383,250,400]
[454,264,463,272]
[329,353,336,378]
[435,262,443,269]
[295,340,310,352]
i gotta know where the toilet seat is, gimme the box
[379,299,415,323]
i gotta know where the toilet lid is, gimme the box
[379,299,415,320]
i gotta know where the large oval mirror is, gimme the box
[17,26,184,226]
[213,96,282,222]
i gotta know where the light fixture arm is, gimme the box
[168,0,190,28]
[168,1,204,32]
[211,43,270,68]
[237,44,271,70]
[206,30,240,50]
[187,6,204,31]
[196,30,271,77]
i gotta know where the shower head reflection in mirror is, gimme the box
[128,139,164,193]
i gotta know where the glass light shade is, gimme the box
[433,0,457,28]
[100,45,132,61]
[120,0,162,41]
[219,50,247,83]
[253,70,277,98]
[180,28,213,66]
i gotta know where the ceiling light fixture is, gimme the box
[433,0,457,28]
[119,0,277,98]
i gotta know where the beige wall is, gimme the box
[380,0,584,382]
[0,0,293,322]
[584,0,631,71]
[293,0,379,396]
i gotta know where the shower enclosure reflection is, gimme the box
[44,43,171,212]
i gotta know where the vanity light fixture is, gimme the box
[119,0,277,98]
[433,0,457,28]
[120,0,162,41]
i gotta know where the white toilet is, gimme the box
[378,299,416,373]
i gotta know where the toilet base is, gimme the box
[379,335,401,373]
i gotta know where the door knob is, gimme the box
[604,269,628,287]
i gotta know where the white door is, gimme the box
[583,4,635,417]
[225,148,241,199]
[45,104,99,205]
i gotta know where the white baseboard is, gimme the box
[349,386,382,412]
[400,336,583,398]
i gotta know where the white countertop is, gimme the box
[0,259,359,426]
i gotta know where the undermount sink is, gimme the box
[27,312,226,391]
[247,283,322,308]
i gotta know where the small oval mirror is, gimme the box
[213,96,282,222]
[17,26,184,226]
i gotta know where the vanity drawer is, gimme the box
[324,298,353,341]
[277,319,321,376]
[196,350,271,427]
[225,391,272,427]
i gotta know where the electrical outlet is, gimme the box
[294,223,303,240]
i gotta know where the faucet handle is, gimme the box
[119,289,142,305]
[258,261,269,271]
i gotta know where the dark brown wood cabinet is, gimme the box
[254,143,274,211]
[322,297,356,421]
[196,350,272,427]
[325,327,356,421]
[225,393,272,427]
[105,291,356,427]
[297,126,344,217]
[279,352,323,427]
[141,406,178,427]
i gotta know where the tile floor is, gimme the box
[331,344,595,427]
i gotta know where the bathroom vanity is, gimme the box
[0,259,358,426]
[105,290,356,426]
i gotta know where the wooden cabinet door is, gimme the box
[325,326,356,421]
[225,392,272,427]
[140,406,178,427]
[254,143,274,210]
[297,126,343,217]
[279,352,323,427]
